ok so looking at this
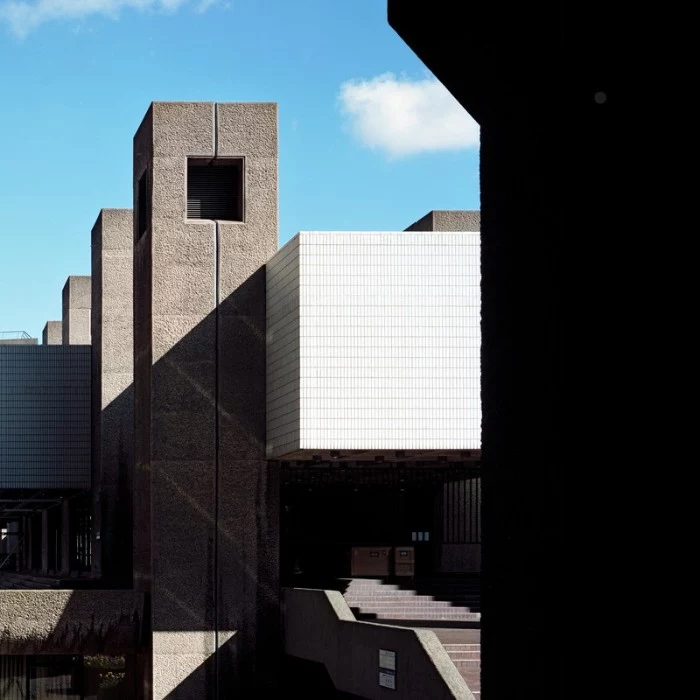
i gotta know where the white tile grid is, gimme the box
[296,232,481,451]
[266,237,301,456]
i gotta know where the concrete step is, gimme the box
[444,651,480,659]
[351,607,475,616]
[345,598,453,606]
[360,612,481,620]
[449,658,481,670]
[432,629,480,644]
[442,644,480,652]
[343,590,422,600]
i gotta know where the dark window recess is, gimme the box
[137,170,150,239]
[187,159,243,221]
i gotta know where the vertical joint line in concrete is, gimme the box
[214,101,220,699]
[214,102,218,158]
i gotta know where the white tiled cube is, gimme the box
[266,231,481,458]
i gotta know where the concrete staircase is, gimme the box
[342,577,481,697]
[342,578,481,623]
[0,572,61,589]
[435,632,481,699]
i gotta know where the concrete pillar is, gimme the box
[23,517,32,571]
[91,208,134,586]
[7,522,19,569]
[42,320,63,345]
[62,275,92,345]
[133,102,279,699]
[41,509,49,574]
[60,500,71,576]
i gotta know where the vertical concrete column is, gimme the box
[41,509,49,574]
[62,276,92,345]
[42,321,63,345]
[216,103,280,695]
[23,517,32,570]
[60,500,70,576]
[8,522,19,570]
[91,209,134,586]
[133,102,217,700]
[133,102,279,699]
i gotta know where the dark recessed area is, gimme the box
[137,169,150,240]
[187,158,243,221]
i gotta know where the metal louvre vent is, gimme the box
[187,159,243,220]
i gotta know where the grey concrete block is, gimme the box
[91,208,133,585]
[405,209,481,232]
[42,321,62,345]
[62,275,92,345]
[0,590,144,655]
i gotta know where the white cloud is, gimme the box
[0,0,215,38]
[338,72,479,159]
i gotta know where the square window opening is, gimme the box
[187,158,243,221]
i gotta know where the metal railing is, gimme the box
[0,330,32,339]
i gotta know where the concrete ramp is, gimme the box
[282,587,476,699]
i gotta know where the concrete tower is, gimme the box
[91,208,134,585]
[62,275,92,345]
[132,102,279,698]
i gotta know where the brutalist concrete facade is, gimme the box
[91,208,134,585]
[42,321,62,345]
[62,275,92,345]
[133,102,279,698]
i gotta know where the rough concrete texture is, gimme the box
[42,321,62,345]
[283,587,474,699]
[91,208,134,586]
[215,102,280,697]
[62,275,92,345]
[405,210,481,232]
[0,338,38,345]
[0,590,144,655]
[133,104,154,606]
[133,102,279,699]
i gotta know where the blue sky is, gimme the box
[0,0,480,339]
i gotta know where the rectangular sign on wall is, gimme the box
[379,649,397,689]
[379,649,396,671]
[379,670,396,690]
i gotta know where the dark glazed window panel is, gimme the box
[187,158,243,221]
[137,170,150,240]
[0,346,90,489]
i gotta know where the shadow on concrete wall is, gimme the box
[89,266,280,698]
[0,590,144,657]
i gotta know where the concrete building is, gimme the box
[42,321,62,345]
[62,275,92,346]
[91,208,134,585]
[1,101,483,699]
